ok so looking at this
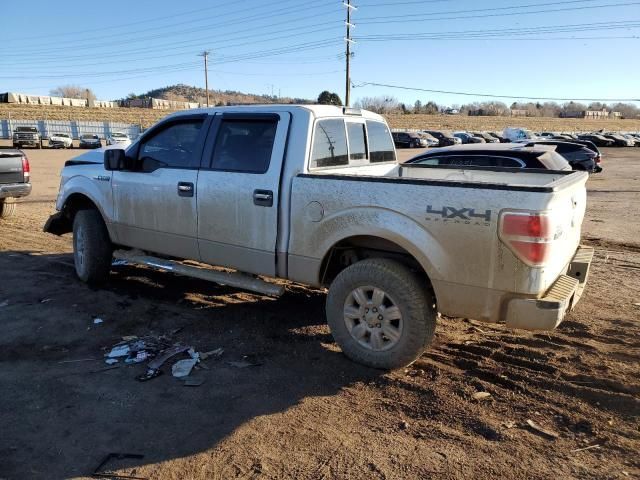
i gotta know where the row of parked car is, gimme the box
[11,126,132,149]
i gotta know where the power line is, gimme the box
[358,1,640,24]
[7,1,340,57]
[352,81,640,102]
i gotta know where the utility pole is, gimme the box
[344,1,356,107]
[199,51,210,107]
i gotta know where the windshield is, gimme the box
[17,127,37,132]
[54,133,69,138]
[112,133,127,137]
[82,135,99,139]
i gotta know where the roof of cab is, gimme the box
[163,104,386,122]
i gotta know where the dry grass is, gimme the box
[385,113,640,133]
[2,103,640,132]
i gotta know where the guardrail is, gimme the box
[0,119,141,140]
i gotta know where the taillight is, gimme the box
[22,155,30,182]
[499,211,553,267]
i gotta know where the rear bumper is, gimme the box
[505,245,594,330]
[0,182,31,199]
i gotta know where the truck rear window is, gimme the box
[366,121,395,163]
[310,119,348,168]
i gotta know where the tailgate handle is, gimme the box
[177,182,194,197]
[253,189,273,207]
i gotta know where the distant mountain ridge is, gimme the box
[126,83,312,106]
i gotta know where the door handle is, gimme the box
[177,182,194,197]
[253,189,273,207]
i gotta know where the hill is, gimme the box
[127,83,311,106]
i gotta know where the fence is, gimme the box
[0,119,141,140]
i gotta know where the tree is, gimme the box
[414,100,422,113]
[354,96,400,114]
[424,101,439,114]
[317,90,343,106]
[50,85,96,100]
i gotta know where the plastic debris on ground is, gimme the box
[93,317,104,325]
[172,358,198,378]
[227,354,263,368]
[0,300,8,307]
[101,331,223,384]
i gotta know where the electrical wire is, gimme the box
[352,81,640,102]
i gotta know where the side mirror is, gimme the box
[104,149,135,171]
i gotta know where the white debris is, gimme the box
[172,358,198,378]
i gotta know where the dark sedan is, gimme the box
[424,130,459,147]
[578,134,614,147]
[405,144,571,170]
[520,140,601,173]
[391,131,428,148]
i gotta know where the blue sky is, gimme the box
[2,0,639,106]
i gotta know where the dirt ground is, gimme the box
[0,145,638,480]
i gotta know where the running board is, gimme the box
[112,250,284,297]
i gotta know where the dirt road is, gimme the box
[0,147,638,479]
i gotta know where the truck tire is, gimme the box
[0,199,17,218]
[326,258,436,369]
[72,209,112,285]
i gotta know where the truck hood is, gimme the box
[64,149,105,166]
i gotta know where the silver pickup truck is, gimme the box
[45,105,593,368]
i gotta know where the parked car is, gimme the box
[538,132,556,138]
[44,105,593,369]
[418,132,439,147]
[392,131,428,148]
[79,134,102,149]
[0,149,31,218]
[488,132,510,143]
[106,132,131,147]
[405,143,571,170]
[577,134,614,147]
[12,126,42,149]
[622,134,640,147]
[602,133,634,147]
[503,127,537,142]
[518,140,601,173]
[472,132,499,143]
[423,130,458,147]
[454,132,484,144]
[49,133,73,149]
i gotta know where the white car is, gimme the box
[49,133,73,149]
[106,132,131,147]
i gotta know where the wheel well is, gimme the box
[50,193,101,235]
[319,235,432,288]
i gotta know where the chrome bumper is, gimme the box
[0,182,32,199]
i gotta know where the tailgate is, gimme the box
[0,154,24,184]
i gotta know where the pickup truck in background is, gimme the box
[12,126,42,149]
[45,105,593,369]
[0,149,31,218]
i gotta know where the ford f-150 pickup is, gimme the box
[0,149,31,218]
[44,105,593,368]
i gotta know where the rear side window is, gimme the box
[366,120,395,163]
[347,122,367,160]
[310,119,348,168]
[211,118,277,173]
[140,120,203,168]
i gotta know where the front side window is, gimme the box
[140,120,203,168]
[211,118,277,173]
[310,119,348,168]
[366,120,395,163]
[347,122,367,161]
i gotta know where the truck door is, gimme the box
[197,112,290,276]
[112,115,209,260]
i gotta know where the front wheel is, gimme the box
[326,258,436,369]
[73,209,113,285]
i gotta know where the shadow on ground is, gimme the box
[0,251,379,479]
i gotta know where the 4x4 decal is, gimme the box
[426,205,492,225]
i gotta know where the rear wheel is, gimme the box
[72,209,113,284]
[0,199,17,218]
[326,258,436,369]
